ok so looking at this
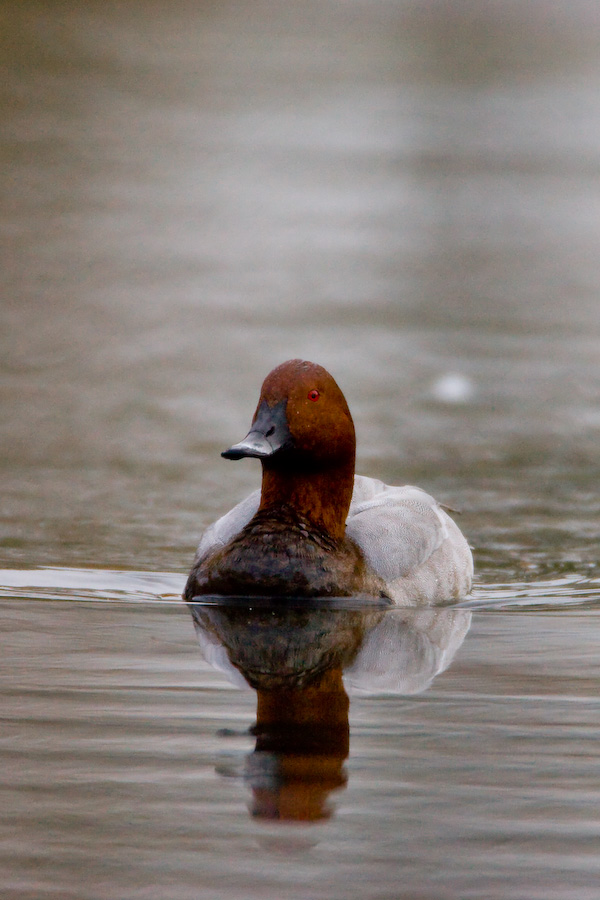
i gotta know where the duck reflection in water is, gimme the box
[189,600,471,823]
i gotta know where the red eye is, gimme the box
[308,389,320,402]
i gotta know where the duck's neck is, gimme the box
[258,460,355,542]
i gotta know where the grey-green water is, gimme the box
[2,1,600,897]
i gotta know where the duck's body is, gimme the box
[184,360,473,606]
[186,491,387,600]
[185,475,471,605]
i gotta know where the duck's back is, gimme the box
[345,477,473,605]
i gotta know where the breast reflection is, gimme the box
[189,602,471,822]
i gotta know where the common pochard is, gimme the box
[184,359,473,605]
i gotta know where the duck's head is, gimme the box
[222,359,356,472]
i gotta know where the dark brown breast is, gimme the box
[184,506,388,601]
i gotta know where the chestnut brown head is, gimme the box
[222,359,355,471]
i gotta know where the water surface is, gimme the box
[2,575,600,900]
[2,1,600,897]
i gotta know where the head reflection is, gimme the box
[189,600,471,823]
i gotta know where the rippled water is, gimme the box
[3,1,600,897]
[3,574,600,900]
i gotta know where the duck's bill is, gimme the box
[221,399,292,460]
[222,430,276,459]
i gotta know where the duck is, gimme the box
[184,359,473,605]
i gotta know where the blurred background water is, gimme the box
[2,1,600,898]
